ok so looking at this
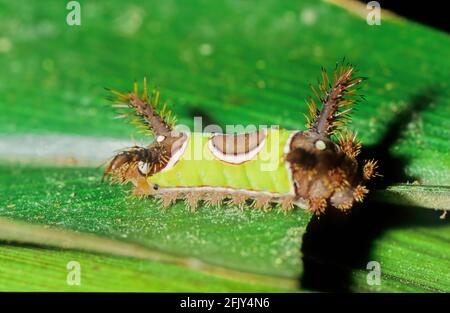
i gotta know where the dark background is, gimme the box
[359,0,446,32]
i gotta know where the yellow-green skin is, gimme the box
[149,128,295,194]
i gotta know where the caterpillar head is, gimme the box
[286,62,379,214]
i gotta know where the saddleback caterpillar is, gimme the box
[104,62,379,214]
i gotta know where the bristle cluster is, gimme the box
[204,192,227,208]
[337,130,362,159]
[251,195,272,211]
[306,62,364,136]
[353,185,369,202]
[154,190,297,212]
[108,161,136,184]
[363,159,380,180]
[308,197,328,214]
[108,78,177,137]
[327,168,350,190]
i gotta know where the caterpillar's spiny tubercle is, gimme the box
[148,188,300,212]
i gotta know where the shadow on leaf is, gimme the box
[300,86,447,292]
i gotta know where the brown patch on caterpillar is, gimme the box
[327,168,350,191]
[286,62,380,214]
[210,130,266,155]
[287,129,368,215]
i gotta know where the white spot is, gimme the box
[315,140,326,150]
[138,161,151,174]
[156,135,165,142]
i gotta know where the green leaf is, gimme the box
[0,165,307,291]
[0,242,287,292]
[0,0,449,292]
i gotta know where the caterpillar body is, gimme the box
[104,63,379,214]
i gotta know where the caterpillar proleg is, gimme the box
[104,62,379,214]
